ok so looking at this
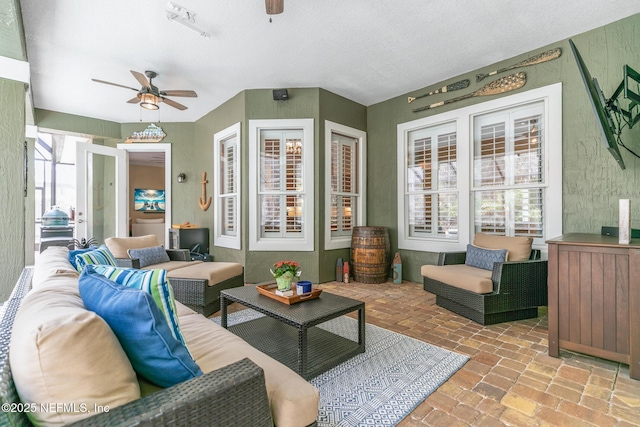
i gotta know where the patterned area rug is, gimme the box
[213,310,468,427]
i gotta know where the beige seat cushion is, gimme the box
[105,235,160,259]
[421,264,493,294]
[177,303,319,427]
[10,281,140,426]
[167,262,243,285]
[142,260,203,272]
[473,233,533,261]
[32,246,79,290]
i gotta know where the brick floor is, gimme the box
[224,279,640,425]
[304,280,640,426]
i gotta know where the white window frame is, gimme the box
[249,119,314,251]
[324,121,367,250]
[213,122,241,250]
[397,83,562,253]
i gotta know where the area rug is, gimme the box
[213,310,468,427]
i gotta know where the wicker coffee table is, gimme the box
[220,285,365,380]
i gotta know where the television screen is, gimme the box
[569,39,625,170]
[134,189,166,212]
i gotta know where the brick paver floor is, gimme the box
[224,279,640,425]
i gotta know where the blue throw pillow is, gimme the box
[67,245,97,270]
[465,244,507,271]
[74,245,117,272]
[127,246,170,268]
[79,266,202,387]
[90,265,187,347]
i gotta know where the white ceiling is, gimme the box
[20,1,640,124]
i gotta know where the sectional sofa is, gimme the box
[0,247,319,426]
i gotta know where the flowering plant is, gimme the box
[270,260,301,279]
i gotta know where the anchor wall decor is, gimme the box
[199,172,212,211]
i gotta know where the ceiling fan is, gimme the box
[91,70,197,111]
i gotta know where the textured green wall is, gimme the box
[0,0,27,299]
[318,89,367,282]
[0,0,26,61]
[367,14,640,282]
[36,109,121,139]
[193,92,245,266]
[0,78,26,300]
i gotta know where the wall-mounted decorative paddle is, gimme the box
[408,79,470,103]
[412,72,527,113]
[476,48,562,82]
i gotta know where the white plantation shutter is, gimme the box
[259,131,305,237]
[473,103,545,239]
[330,132,358,237]
[406,122,458,239]
[214,123,241,249]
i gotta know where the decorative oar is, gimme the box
[198,172,212,211]
[408,79,470,103]
[412,72,527,113]
[476,48,562,82]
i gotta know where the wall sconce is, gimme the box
[177,173,186,183]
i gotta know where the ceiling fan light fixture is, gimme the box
[265,0,283,15]
[140,93,160,110]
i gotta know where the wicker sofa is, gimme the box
[421,233,548,325]
[105,235,244,316]
[1,247,319,426]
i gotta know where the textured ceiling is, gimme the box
[19,1,640,124]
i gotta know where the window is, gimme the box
[473,104,544,239]
[249,119,314,251]
[398,83,562,252]
[405,122,458,240]
[213,122,241,249]
[324,121,366,250]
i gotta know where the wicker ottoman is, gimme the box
[167,262,244,317]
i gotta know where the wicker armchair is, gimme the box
[423,249,548,325]
[114,249,245,317]
[0,268,272,427]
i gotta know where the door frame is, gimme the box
[75,142,128,242]
[117,143,172,246]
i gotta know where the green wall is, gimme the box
[0,0,28,299]
[367,13,640,282]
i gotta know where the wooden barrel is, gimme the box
[350,226,390,283]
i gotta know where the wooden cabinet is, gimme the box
[547,233,640,379]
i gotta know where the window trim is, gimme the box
[248,119,315,251]
[397,83,562,252]
[324,121,367,250]
[213,122,241,250]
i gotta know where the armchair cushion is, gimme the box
[105,235,160,259]
[473,233,533,261]
[421,264,493,294]
[79,266,203,388]
[464,244,507,271]
[128,245,170,268]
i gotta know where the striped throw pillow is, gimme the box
[90,265,187,348]
[74,245,117,272]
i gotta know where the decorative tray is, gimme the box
[256,283,322,305]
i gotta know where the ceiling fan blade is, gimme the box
[91,78,138,91]
[160,90,198,98]
[126,96,141,104]
[161,97,188,110]
[130,70,151,89]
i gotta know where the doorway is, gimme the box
[117,143,172,247]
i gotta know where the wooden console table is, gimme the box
[546,233,640,379]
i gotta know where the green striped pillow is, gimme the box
[74,245,117,272]
[90,266,187,349]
